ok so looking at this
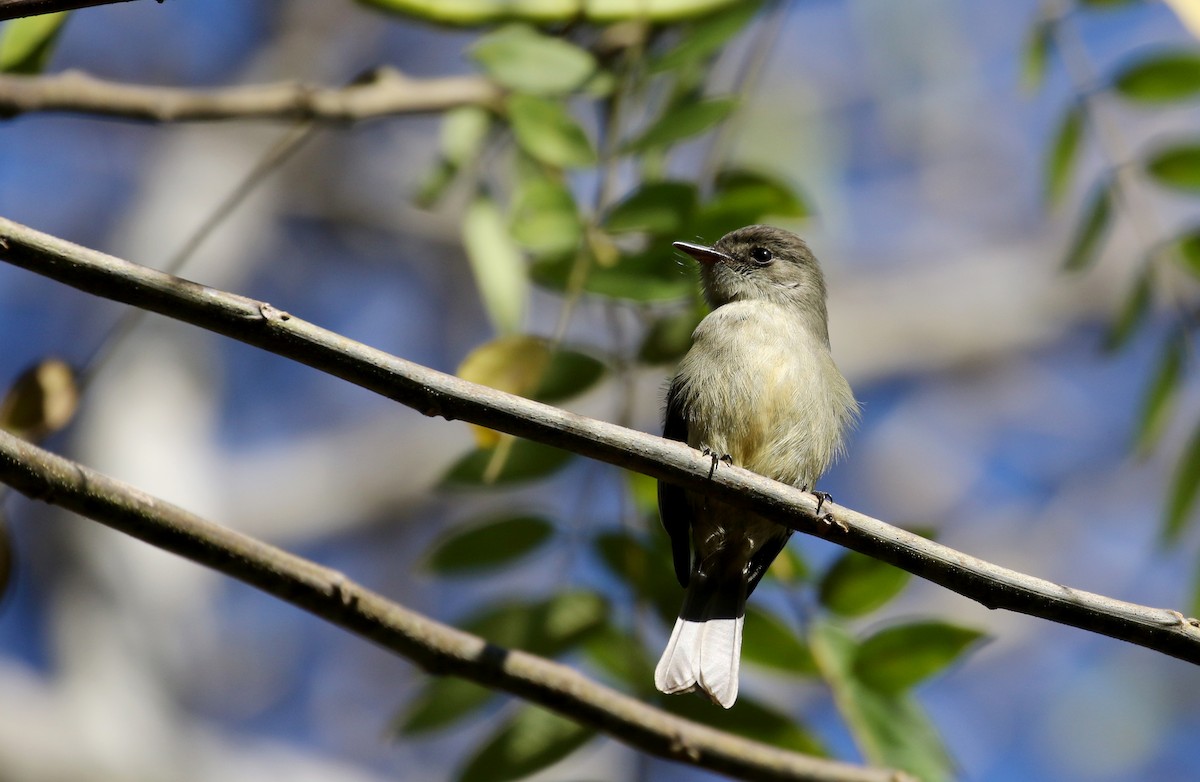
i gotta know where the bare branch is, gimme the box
[0,0,142,21]
[0,430,900,782]
[0,68,503,122]
[1,215,1199,665]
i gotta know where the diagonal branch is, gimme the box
[0,0,140,21]
[1,214,1199,666]
[0,430,897,782]
[0,68,503,122]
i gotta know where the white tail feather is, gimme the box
[654,616,744,708]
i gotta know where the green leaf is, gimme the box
[1146,142,1200,192]
[1189,554,1200,619]
[425,515,554,574]
[1164,419,1200,542]
[415,159,458,208]
[652,1,763,72]
[1021,18,1054,91]
[581,623,657,690]
[0,13,67,74]
[697,168,809,237]
[532,245,694,301]
[463,591,609,656]
[356,0,743,25]
[741,606,817,676]
[637,307,702,365]
[442,105,492,165]
[1045,105,1083,207]
[1102,266,1152,352]
[442,439,573,486]
[853,621,985,694]
[510,177,582,257]
[1113,51,1200,103]
[458,704,594,782]
[508,94,596,168]
[604,181,698,234]
[625,470,658,515]
[810,622,955,782]
[1134,335,1184,455]
[396,677,493,734]
[1175,227,1200,278]
[593,530,681,625]
[1061,182,1112,271]
[534,348,606,402]
[663,692,826,756]
[765,545,810,584]
[472,24,596,95]
[462,195,528,334]
[818,551,910,617]
[624,97,736,153]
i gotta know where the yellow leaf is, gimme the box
[457,335,550,447]
[0,358,79,441]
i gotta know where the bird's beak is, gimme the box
[673,241,730,266]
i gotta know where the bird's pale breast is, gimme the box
[675,301,853,490]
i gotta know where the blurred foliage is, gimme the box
[423,514,555,574]
[394,2,983,779]
[356,0,743,25]
[818,550,911,617]
[457,704,595,782]
[0,359,80,442]
[811,622,957,782]
[0,12,67,74]
[4,3,987,780]
[0,508,10,606]
[852,621,985,694]
[1030,2,1200,552]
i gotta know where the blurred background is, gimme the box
[2,0,1200,780]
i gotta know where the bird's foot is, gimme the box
[810,491,847,532]
[701,448,732,480]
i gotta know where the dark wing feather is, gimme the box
[744,528,793,597]
[658,377,692,587]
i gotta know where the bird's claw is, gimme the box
[809,491,847,532]
[701,448,732,480]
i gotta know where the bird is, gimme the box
[654,224,858,708]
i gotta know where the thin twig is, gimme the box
[698,0,792,191]
[80,121,318,391]
[0,0,141,21]
[0,68,502,123]
[0,429,897,782]
[2,215,1200,664]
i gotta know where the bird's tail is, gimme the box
[653,572,746,709]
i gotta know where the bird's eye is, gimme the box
[749,247,773,265]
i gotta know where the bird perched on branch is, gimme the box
[655,225,858,708]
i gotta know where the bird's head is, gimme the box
[673,225,829,334]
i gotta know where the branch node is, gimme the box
[258,302,291,322]
[821,512,849,533]
[327,571,357,608]
[668,732,702,762]
[1163,609,1200,633]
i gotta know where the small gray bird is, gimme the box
[654,225,858,708]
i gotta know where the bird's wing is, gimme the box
[658,377,693,587]
[743,529,793,597]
